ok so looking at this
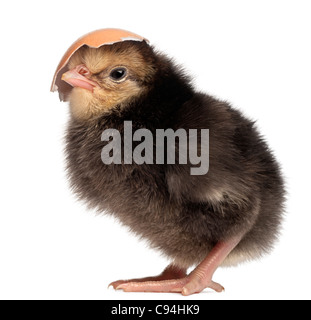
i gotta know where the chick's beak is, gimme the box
[61,64,99,92]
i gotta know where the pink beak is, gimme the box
[61,65,99,92]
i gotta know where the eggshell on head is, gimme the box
[51,28,148,101]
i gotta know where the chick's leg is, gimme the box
[181,235,242,296]
[114,235,242,295]
[109,264,187,290]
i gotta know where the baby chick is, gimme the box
[55,31,285,295]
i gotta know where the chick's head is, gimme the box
[62,41,156,121]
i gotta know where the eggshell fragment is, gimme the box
[51,28,147,101]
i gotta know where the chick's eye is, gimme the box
[109,67,127,81]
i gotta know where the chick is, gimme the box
[59,38,285,295]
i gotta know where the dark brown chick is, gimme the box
[60,39,285,295]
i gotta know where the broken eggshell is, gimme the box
[51,28,148,101]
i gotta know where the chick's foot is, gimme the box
[115,276,224,295]
[111,235,242,295]
[109,264,187,290]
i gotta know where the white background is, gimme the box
[0,0,310,300]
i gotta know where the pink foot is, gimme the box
[116,276,224,295]
[109,265,187,290]
[110,235,242,296]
